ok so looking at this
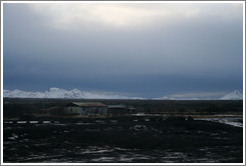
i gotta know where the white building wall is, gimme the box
[65,107,84,115]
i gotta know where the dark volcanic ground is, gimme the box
[3,118,243,163]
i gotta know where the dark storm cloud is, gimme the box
[3,3,243,98]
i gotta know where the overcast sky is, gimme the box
[3,2,244,99]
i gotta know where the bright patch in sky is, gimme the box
[27,3,241,30]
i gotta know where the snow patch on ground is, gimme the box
[196,118,243,128]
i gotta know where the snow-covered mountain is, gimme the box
[152,96,200,100]
[3,88,142,99]
[4,88,243,100]
[219,90,243,100]
[152,96,175,100]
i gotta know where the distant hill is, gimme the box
[4,88,243,100]
[219,90,243,100]
[3,87,143,99]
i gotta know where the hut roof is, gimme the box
[108,105,126,109]
[66,102,107,107]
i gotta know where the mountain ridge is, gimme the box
[3,88,243,100]
[219,90,243,100]
[3,88,142,99]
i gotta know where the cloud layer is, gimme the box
[3,2,244,98]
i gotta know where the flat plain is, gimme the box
[3,98,243,163]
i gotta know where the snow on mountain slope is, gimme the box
[219,90,243,100]
[152,96,175,100]
[3,88,139,99]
